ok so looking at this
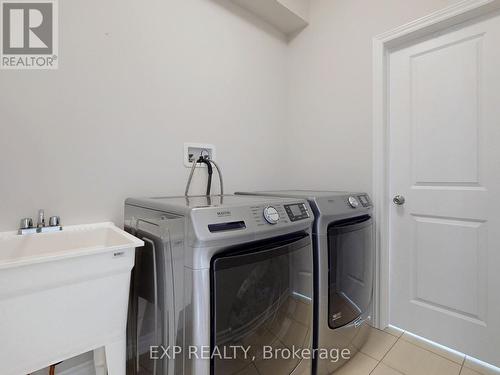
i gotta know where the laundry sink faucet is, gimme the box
[37,209,45,228]
[19,209,62,235]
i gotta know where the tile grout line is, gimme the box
[373,328,498,375]
[459,355,466,375]
[383,327,405,340]
[358,329,397,363]
[378,335,406,375]
[368,332,404,375]
[371,360,406,375]
[381,330,403,362]
[398,333,466,366]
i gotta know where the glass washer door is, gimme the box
[211,233,313,375]
[327,215,374,329]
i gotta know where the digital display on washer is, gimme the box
[284,203,309,222]
[289,205,302,216]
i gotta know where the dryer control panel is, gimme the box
[284,203,310,222]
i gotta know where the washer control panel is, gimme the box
[357,194,372,207]
[284,203,310,222]
[263,206,280,224]
[345,194,372,209]
[250,201,311,227]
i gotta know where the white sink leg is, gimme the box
[93,347,107,375]
[105,337,126,375]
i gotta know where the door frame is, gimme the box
[371,0,500,329]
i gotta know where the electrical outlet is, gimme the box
[184,143,216,167]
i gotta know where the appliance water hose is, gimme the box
[184,156,224,197]
[184,158,198,196]
[210,159,224,196]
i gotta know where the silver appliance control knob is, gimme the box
[263,206,280,224]
[348,196,359,208]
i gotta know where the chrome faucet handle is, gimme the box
[18,217,36,235]
[37,209,45,228]
[20,217,33,229]
[49,216,60,227]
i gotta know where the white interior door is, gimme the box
[389,11,500,367]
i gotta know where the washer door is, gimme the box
[327,215,374,329]
[211,233,313,375]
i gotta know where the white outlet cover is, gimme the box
[183,143,216,168]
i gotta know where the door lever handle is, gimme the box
[393,195,406,205]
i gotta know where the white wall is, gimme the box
[279,0,310,20]
[283,0,460,193]
[0,0,466,231]
[0,0,289,231]
[2,0,469,373]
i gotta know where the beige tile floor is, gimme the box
[333,326,500,375]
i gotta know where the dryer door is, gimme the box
[327,215,374,329]
[211,233,313,375]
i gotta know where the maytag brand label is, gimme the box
[216,210,231,217]
[1,0,58,69]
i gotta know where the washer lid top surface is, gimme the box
[126,194,302,213]
[243,190,353,199]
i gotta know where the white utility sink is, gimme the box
[0,222,143,375]
[0,222,141,269]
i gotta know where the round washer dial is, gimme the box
[263,206,280,224]
[348,196,359,208]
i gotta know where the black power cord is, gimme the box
[197,156,213,195]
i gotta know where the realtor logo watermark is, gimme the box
[150,345,352,363]
[1,0,58,69]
